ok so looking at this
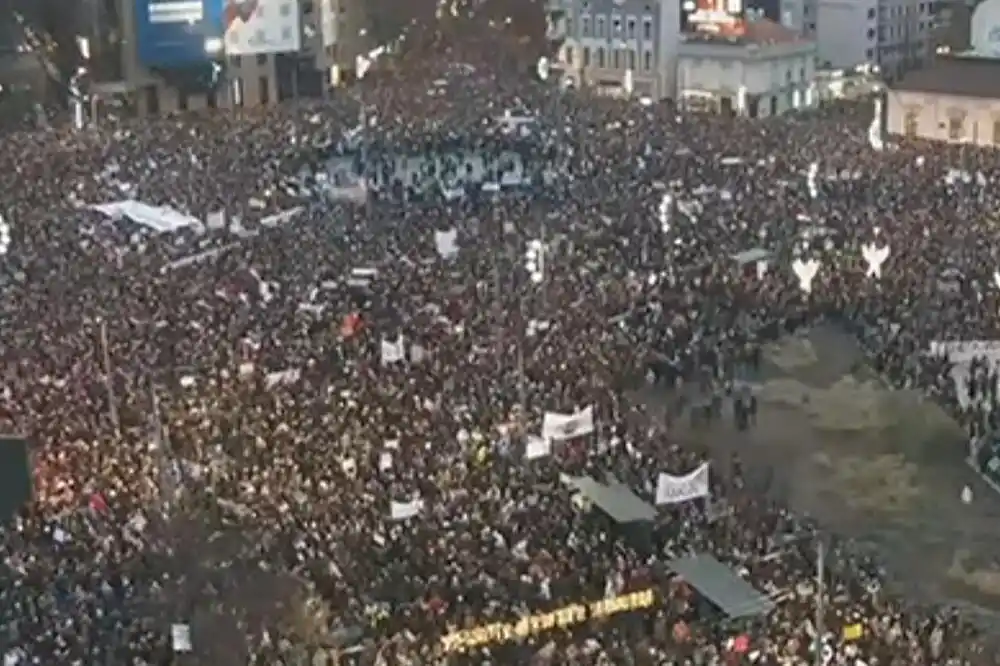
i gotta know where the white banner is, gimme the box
[171,623,192,652]
[390,498,423,521]
[655,463,710,505]
[380,337,405,364]
[225,0,301,55]
[542,406,595,441]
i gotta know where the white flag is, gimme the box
[390,498,424,520]
[868,98,884,151]
[380,337,405,364]
[434,228,459,258]
[542,406,595,441]
[655,463,710,505]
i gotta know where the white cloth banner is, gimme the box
[390,498,424,520]
[655,463,710,505]
[171,624,192,652]
[542,406,595,441]
[381,337,406,364]
[434,228,459,258]
[868,98,885,151]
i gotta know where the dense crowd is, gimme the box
[3,18,1000,666]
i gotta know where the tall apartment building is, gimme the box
[81,0,369,115]
[749,0,934,75]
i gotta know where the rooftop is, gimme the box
[892,56,1000,98]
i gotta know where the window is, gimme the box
[868,7,876,18]
[612,49,620,69]
[260,76,270,105]
[612,15,622,35]
[256,53,268,66]
[597,47,606,67]
[643,50,653,70]
[643,17,653,40]
[627,17,637,39]
[628,49,637,69]
[867,28,875,39]
[800,67,805,80]
[904,110,919,137]
[581,15,591,36]
[279,1,291,15]
[596,16,606,37]
[178,90,188,111]
[281,26,293,42]
[583,47,591,66]
[565,47,574,65]
[866,48,874,59]
[566,17,574,34]
[993,119,1000,144]
[948,114,963,140]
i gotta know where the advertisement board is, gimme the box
[224,0,301,55]
[135,0,225,67]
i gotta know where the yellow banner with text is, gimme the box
[440,588,656,652]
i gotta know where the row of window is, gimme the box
[903,111,1000,144]
[575,13,655,41]
[140,75,273,113]
[866,22,931,43]
[230,53,271,68]
[566,46,655,71]
[866,2,934,20]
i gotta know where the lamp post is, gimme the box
[520,236,548,412]
[69,67,87,131]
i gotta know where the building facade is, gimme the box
[874,0,935,77]
[84,0,368,115]
[678,18,818,115]
[550,0,682,99]
[887,56,1000,144]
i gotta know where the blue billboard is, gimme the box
[135,0,225,68]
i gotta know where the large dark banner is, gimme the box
[135,0,225,68]
[0,435,31,524]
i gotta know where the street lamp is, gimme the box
[518,237,549,412]
[525,238,546,285]
[69,67,87,131]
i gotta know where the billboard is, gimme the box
[681,0,745,32]
[135,0,225,67]
[224,0,301,55]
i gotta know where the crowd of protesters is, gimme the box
[2,11,1000,666]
